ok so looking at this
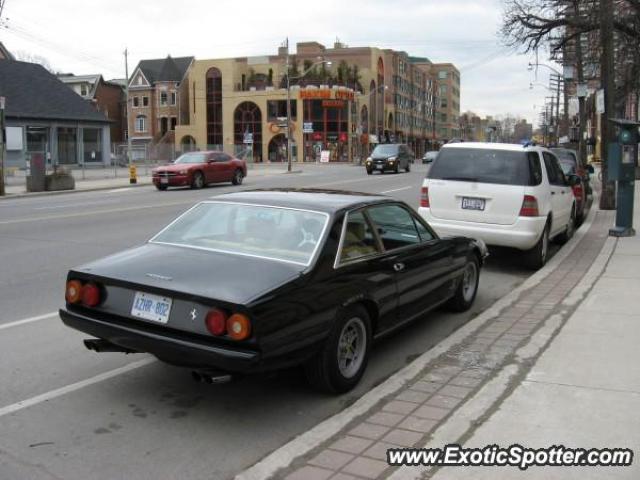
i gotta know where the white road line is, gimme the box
[0,312,59,331]
[381,186,413,194]
[0,358,156,418]
[108,188,137,193]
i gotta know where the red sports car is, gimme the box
[152,151,247,190]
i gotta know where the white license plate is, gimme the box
[376,164,384,170]
[462,197,485,211]
[131,292,172,324]
[160,177,168,184]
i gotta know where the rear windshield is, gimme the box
[551,149,577,164]
[151,202,329,266]
[427,148,541,186]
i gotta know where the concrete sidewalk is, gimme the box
[239,185,639,479]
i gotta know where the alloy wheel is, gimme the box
[337,317,367,379]
[461,261,478,303]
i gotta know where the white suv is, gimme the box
[418,142,579,269]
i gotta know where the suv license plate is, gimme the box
[131,292,172,324]
[462,197,485,211]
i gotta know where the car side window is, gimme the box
[412,215,435,242]
[543,152,560,185]
[551,156,568,185]
[213,153,230,162]
[528,152,543,186]
[366,204,421,251]
[338,211,380,263]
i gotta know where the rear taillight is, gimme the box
[420,187,430,208]
[227,313,251,341]
[205,309,228,336]
[81,283,102,307]
[572,184,583,199]
[519,195,540,217]
[65,280,83,304]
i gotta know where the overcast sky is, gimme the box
[1,0,562,126]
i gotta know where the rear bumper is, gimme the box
[419,208,547,250]
[60,308,261,373]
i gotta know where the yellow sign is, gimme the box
[299,89,355,101]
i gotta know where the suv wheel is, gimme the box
[524,223,549,270]
[405,162,411,173]
[556,208,576,244]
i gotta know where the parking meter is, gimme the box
[608,118,638,237]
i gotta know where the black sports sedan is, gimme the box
[60,189,487,393]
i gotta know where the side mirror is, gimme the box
[568,174,581,187]
[587,164,594,174]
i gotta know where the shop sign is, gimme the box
[300,90,331,100]
[320,150,330,163]
[312,132,323,141]
[335,91,355,101]
[322,100,345,108]
[243,132,253,144]
[303,122,314,133]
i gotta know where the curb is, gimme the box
[236,197,604,480]
[0,181,153,200]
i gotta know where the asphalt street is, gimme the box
[0,164,555,480]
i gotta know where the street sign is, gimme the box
[596,89,605,114]
[303,122,313,133]
[243,132,253,144]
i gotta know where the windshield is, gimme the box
[174,153,208,164]
[372,145,399,156]
[151,202,329,265]
[428,148,539,186]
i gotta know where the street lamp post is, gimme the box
[284,38,331,172]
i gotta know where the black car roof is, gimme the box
[208,189,393,213]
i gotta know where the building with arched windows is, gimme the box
[173,42,459,162]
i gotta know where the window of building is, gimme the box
[171,117,177,130]
[206,67,223,148]
[267,100,297,121]
[143,96,149,107]
[132,97,139,107]
[440,98,448,108]
[81,85,87,96]
[135,115,147,132]
[171,92,177,105]
[160,91,168,106]
[439,85,448,95]
[438,71,448,79]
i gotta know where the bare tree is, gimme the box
[13,50,56,73]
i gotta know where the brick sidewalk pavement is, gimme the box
[273,209,614,480]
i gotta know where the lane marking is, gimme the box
[381,186,413,194]
[108,188,138,193]
[0,312,59,331]
[0,358,156,418]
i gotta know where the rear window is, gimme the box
[427,148,541,186]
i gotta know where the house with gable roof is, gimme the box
[127,55,194,159]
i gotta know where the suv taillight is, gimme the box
[420,187,430,208]
[519,195,539,217]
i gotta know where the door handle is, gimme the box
[393,262,405,272]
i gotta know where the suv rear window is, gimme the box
[427,148,542,186]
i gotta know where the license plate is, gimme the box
[376,164,384,170]
[131,292,172,324]
[462,197,485,211]
[160,177,168,184]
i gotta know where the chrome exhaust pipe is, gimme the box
[191,370,233,384]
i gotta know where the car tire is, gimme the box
[447,255,480,312]
[156,184,168,191]
[405,162,411,173]
[394,163,399,174]
[305,305,371,394]
[556,208,576,244]
[232,169,244,185]
[524,222,550,270]
[191,171,205,189]
[366,168,373,175]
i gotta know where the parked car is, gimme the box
[365,144,413,174]
[418,142,581,269]
[152,151,247,190]
[422,151,438,164]
[550,147,592,223]
[60,189,486,393]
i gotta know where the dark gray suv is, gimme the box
[365,144,414,174]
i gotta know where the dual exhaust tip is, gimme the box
[84,338,233,384]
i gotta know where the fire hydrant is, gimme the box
[129,164,137,185]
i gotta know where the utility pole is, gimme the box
[124,48,132,167]
[0,96,5,196]
[285,37,293,173]
[600,0,616,209]
[573,0,587,170]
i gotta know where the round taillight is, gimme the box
[227,313,251,341]
[205,309,227,336]
[65,280,83,304]
[81,283,101,307]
